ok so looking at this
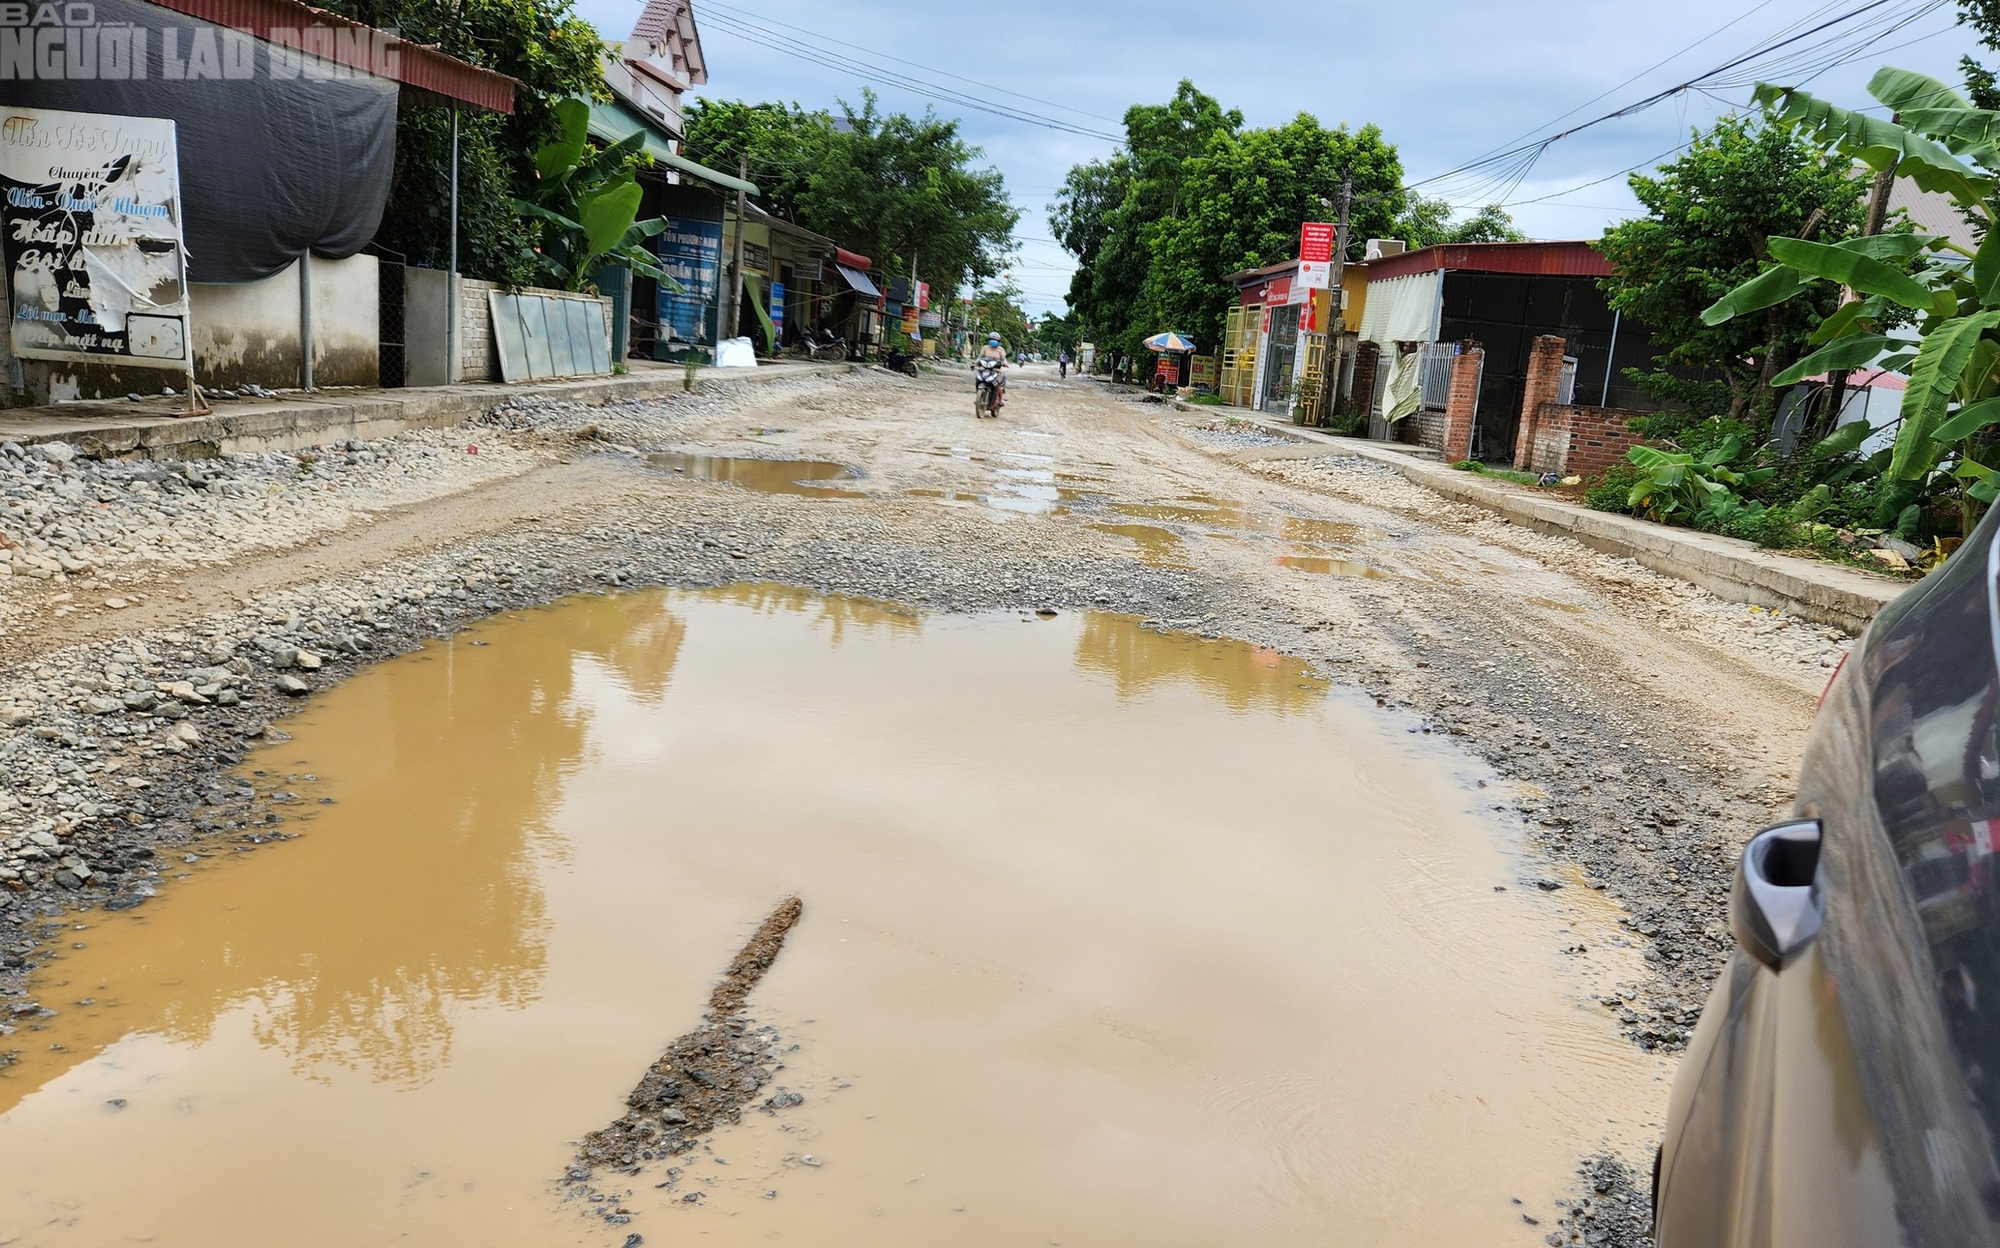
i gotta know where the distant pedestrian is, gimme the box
[1059,349,1071,378]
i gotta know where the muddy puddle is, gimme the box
[646,453,861,497]
[0,587,1664,1246]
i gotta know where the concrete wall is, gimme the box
[407,271,613,386]
[406,268,500,386]
[7,255,377,404]
[191,255,379,391]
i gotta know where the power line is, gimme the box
[698,9,1125,142]
[1409,0,1933,206]
[700,0,1122,126]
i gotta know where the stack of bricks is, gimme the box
[1441,344,1483,463]
[1346,341,1381,422]
[1527,405,1651,477]
[457,278,498,383]
[1510,335,1570,469]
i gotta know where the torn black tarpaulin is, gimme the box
[4,0,397,283]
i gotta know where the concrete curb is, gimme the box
[1188,408,1909,635]
[0,362,858,460]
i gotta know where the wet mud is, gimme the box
[567,897,805,1219]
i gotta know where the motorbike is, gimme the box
[882,347,920,377]
[973,359,1004,418]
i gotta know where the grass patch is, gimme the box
[1453,460,1547,487]
[1185,392,1227,405]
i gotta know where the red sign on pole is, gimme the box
[1299,222,1336,264]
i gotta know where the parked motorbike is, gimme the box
[882,348,920,377]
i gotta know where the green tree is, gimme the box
[1397,195,1528,247]
[318,0,604,285]
[1706,67,2000,536]
[681,99,829,226]
[1597,114,1870,431]
[1141,114,1405,357]
[1050,82,1242,357]
[683,91,1018,306]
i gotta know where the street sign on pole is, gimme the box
[1298,222,1336,289]
[1299,222,1336,264]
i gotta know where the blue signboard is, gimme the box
[771,280,785,340]
[656,218,723,352]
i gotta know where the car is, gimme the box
[1654,505,2000,1246]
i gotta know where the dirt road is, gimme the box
[0,364,1850,1241]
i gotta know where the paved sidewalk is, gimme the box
[0,360,854,460]
[1201,408,1908,634]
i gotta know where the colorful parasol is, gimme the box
[1143,331,1196,353]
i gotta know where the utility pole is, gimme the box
[723,157,748,349]
[447,104,459,384]
[1318,169,1354,425]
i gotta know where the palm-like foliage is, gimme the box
[1706,68,2000,529]
[513,99,676,294]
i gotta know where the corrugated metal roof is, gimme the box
[584,98,759,195]
[143,0,518,112]
[1365,240,1611,282]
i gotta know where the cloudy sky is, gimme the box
[572,0,1973,316]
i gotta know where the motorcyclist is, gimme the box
[975,333,1007,412]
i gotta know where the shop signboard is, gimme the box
[1,107,191,368]
[918,309,942,329]
[770,280,785,339]
[1189,355,1218,390]
[655,217,724,350]
[900,305,920,336]
[794,259,823,282]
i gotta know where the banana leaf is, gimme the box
[1772,334,1897,387]
[1811,420,1874,458]
[1892,310,2000,478]
[1755,82,1992,205]
[535,99,591,185]
[1868,67,1970,114]
[1701,264,1812,325]
[1810,299,1870,345]
[1932,394,2000,442]
[1769,237,1936,308]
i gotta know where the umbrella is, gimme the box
[1143,331,1196,353]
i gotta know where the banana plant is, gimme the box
[1627,435,1777,524]
[1703,67,2000,535]
[514,99,678,294]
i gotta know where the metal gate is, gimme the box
[1260,303,1301,413]
[1296,331,1327,424]
[1220,305,1260,407]
[374,246,407,388]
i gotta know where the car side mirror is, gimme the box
[1730,820,1825,972]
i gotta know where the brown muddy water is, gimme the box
[0,587,1665,1246]
[645,453,861,497]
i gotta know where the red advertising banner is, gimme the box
[1299,222,1336,264]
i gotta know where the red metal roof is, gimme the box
[1365,240,1611,282]
[144,0,519,113]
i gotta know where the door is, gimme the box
[1261,303,1302,412]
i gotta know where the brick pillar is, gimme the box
[1442,342,1483,464]
[1512,335,1568,469]
[1348,340,1381,422]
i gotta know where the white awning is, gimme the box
[834,263,881,299]
[1358,270,1442,345]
